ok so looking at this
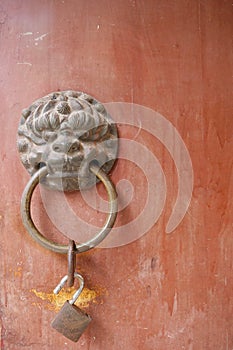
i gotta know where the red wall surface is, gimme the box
[0,1,232,349]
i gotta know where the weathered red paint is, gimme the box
[0,1,232,349]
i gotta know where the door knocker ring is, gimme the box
[20,162,118,254]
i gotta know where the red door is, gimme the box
[0,1,232,349]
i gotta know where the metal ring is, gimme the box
[20,163,118,254]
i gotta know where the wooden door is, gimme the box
[0,1,232,349]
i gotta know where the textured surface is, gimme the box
[0,1,232,349]
[17,90,118,191]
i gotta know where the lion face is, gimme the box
[17,91,118,191]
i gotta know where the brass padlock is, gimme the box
[51,273,92,342]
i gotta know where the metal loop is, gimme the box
[53,273,84,305]
[67,240,77,287]
[20,163,118,254]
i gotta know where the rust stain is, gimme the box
[14,267,22,277]
[30,286,105,311]
[8,265,23,278]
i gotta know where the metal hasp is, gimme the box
[17,90,118,191]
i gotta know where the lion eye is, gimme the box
[69,142,79,152]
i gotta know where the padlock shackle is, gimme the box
[53,273,84,305]
[69,275,84,305]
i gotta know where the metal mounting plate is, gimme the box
[17,90,118,191]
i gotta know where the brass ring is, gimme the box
[20,163,118,254]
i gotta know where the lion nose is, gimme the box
[52,140,80,154]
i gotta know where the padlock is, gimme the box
[51,273,92,342]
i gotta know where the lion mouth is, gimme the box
[45,156,85,176]
[48,171,85,179]
[46,160,93,180]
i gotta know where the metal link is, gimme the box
[67,240,77,287]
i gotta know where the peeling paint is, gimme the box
[20,32,33,36]
[31,286,105,311]
[172,291,178,315]
[17,62,32,66]
[34,33,48,41]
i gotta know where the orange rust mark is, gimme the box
[14,267,22,277]
[30,286,105,311]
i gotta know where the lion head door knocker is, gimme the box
[17,91,118,342]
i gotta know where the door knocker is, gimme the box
[17,90,118,342]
